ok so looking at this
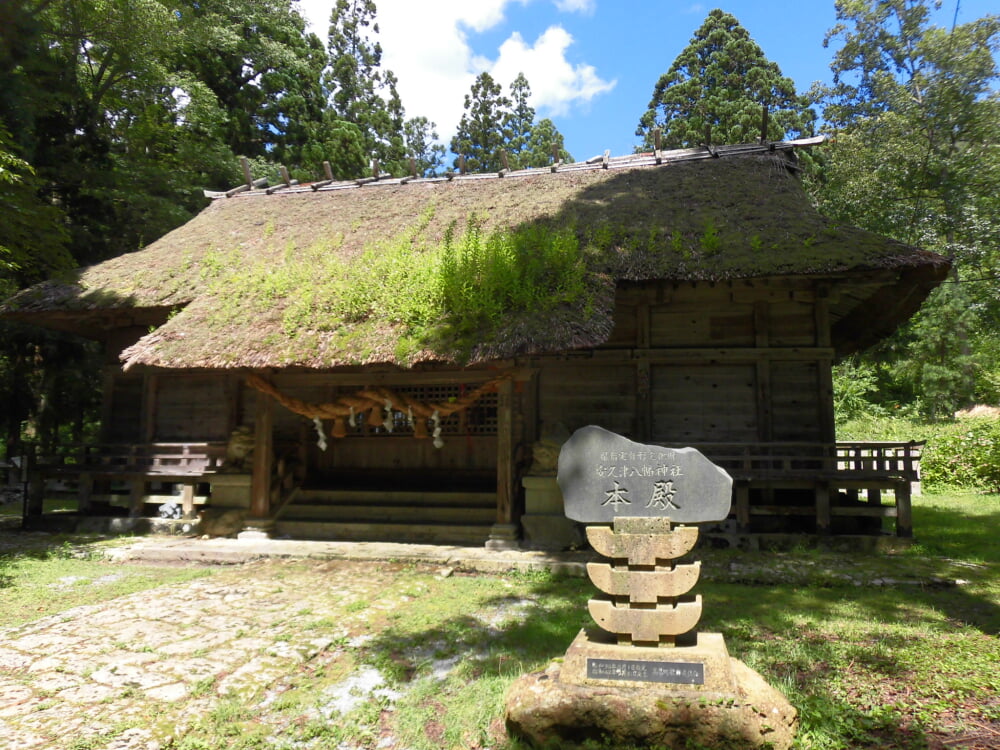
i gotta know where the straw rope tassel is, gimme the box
[245,373,510,441]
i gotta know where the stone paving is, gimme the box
[0,533,978,749]
[0,554,439,750]
[0,535,594,750]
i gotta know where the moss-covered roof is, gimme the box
[4,144,949,369]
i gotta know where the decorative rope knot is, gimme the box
[246,373,512,450]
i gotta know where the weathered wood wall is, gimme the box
[533,279,834,445]
[100,277,835,479]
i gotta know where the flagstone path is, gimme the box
[0,557,418,750]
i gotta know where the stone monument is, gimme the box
[505,426,797,749]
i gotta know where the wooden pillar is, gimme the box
[815,287,836,443]
[142,374,159,443]
[487,377,519,549]
[635,360,651,442]
[753,300,774,517]
[250,390,274,519]
[98,368,117,443]
[128,478,145,518]
[753,301,773,441]
[78,471,93,514]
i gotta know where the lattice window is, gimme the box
[336,384,498,437]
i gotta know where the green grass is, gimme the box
[1,491,997,749]
[0,534,214,628]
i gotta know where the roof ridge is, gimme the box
[207,136,826,200]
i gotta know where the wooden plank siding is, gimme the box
[651,365,757,443]
[537,364,635,436]
[85,277,914,537]
[153,375,230,441]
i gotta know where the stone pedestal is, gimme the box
[505,649,797,750]
[561,629,737,694]
[237,517,275,540]
[521,476,583,550]
[208,473,252,509]
[485,522,520,550]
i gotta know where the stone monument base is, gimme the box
[505,630,797,749]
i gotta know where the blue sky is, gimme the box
[297,0,998,162]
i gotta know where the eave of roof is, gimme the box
[2,138,950,370]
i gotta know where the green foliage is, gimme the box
[813,1,1000,418]
[517,117,573,168]
[324,0,408,174]
[833,358,887,423]
[437,219,588,348]
[636,9,816,148]
[201,216,592,364]
[403,116,446,177]
[922,417,1000,492]
[451,72,571,172]
[450,72,511,173]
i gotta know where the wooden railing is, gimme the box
[36,442,228,476]
[658,441,922,481]
[25,443,229,519]
[657,441,923,538]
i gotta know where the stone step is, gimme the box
[295,488,496,508]
[272,519,492,546]
[278,503,496,525]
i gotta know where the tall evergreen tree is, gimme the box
[814,0,1000,416]
[450,72,511,173]
[451,71,571,172]
[637,9,815,148]
[403,116,446,177]
[505,73,535,167]
[324,0,406,174]
[518,118,573,168]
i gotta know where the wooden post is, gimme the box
[181,482,196,519]
[409,158,417,178]
[815,287,836,442]
[78,472,93,514]
[250,389,274,520]
[240,156,253,187]
[635,360,651,442]
[815,481,831,534]
[142,374,158,443]
[128,478,145,518]
[895,481,912,537]
[24,448,44,520]
[323,161,334,181]
[735,482,750,532]
[279,165,291,186]
[753,301,773,442]
[487,378,519,549]
[458,155,467,175]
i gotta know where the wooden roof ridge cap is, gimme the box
[212,137,827,201]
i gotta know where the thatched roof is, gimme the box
[3,141,949,370]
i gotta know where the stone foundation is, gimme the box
[506,630,797,749]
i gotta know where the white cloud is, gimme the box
[491,26,616,117]
[296,0,614,143]
[553,0,595,14]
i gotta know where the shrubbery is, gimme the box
[921,417,1000,492]
[840,413,1000,492]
